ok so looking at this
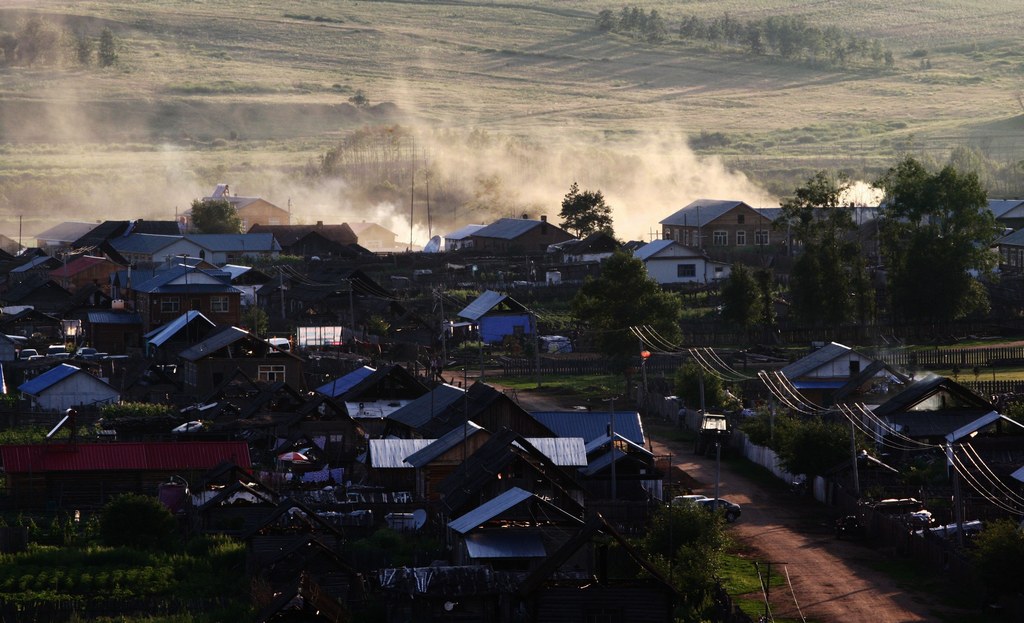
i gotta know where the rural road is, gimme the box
[496,382,961,623]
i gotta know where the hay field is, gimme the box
[2,0,1024,237]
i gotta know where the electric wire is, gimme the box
[850,402,941,449]
[757,370,817,415]
[834,403,928,452]
[948,449,1024,516]
[959,442,1024,506]
[754,563,774,623]
[702,347,757,381]
[689,347,746,382]
[783,565,807,623]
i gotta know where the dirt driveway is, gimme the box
[500,383,962,623]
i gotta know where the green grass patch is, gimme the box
[489,373,621,399]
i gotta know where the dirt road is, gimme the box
[500,383,956,623]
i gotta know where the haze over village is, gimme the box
[2,2,1024,623]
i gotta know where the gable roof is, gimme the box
[632,239,706,261]
[988,199,1024,220]
[35,222,96,243]
[457,290,529,321]
[0,441,251,473]
[873,374,994,418]
[447,486,582,534]
[248,223,356,246]
[995,228,1024,247]
[385,383,467,431]
[369,438,435,469]
[50,255,117,278]
[109,233,183,256]
[185,233,281,253]
[444,224,486,240]
[405,421,487,468]
[316,366,376,398]
[471,217,563,240]
[144,310,217,346]
[178,326,256,362]
[530,410,646,445]
[780,342,854,379]
[660,199,756,226]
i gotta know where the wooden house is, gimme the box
[394,381,554,440]
[243,499,346,569]
[143,310,218,360]
[203,184,291,230]
[0,440,250,510]
[49,255,122,294]
[248,222,359,256]
[660,199,773,253]
[130,264,242,332]
[346,221,398,252]
[404,422,492,502]
[382,383,467,439]
[376,565,511,623]
[580,432,663,501]
[779,341,909,407]
[258,537,366,616]
[447,487,585,570]
[871,375,997,446]
[467,216,574,255]
[516,514,677,623]
[85,309,143,354]
[178,326,305,394]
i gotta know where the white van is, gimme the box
[267,338,291,352]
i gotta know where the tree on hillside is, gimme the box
[74,32,94,66]
[190,198,242,234]
[559,181,613,238]
[98,27,117,67]
[777,171,872,325]
[874,157,996,323]
[571,250,681,379]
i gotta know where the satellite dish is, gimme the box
[423,235,442,253]
[412,508,427,530]
[443,601,456,612]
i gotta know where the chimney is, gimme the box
[541,215,547,222]
[521,213,529,219]
[317,221,323,229]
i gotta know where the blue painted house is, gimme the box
[456,290,533,345]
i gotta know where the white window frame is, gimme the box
[713,230,728,246]
[258,364,287,382]
[755,230,770,245]
[736,230,747,246]
[210,296,230,313]
[677,263,696,278]
[160,297,180,313]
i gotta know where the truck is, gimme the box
[695,412,731,455]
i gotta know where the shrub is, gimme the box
[98,494,178,552]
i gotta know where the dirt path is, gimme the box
[498,383,959,623]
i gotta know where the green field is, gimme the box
[3,1,1024,242]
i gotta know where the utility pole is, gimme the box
[532,310,541,389]
[850,415,860,496]
[608,396,617,501]
[754,561,786,621]
[439,288,447,371]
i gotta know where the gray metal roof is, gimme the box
[444,224,486,240]
[584,432,651,458]
[405,421,485,468]
[86,310,143,325]
[457,290,528,321]
[316,366,376,398]
[448,487,534,534]
[178,326,250,362]
[989,199,1024,219]
[34,222,96,243]
[779,342,853,379]
[145,310,215,345]
[581,448,628,476]
[660,199,752,226]
[996,227,1024,247]
[530,410,645,445]
[472,218,546,240]
[386,384,466,430]
[632,239,704,261]
[369,438,433,468]
[11,256,54,272]
[186,233,281,252]
[521,437,587,466]
[109,233,182,254]
[464,531,546,559]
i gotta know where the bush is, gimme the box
[98,494,178,551]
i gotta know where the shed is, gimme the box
[18,363,119,412]
[457,290,533,345]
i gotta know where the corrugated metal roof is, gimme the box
[386,384,466,430]
[444,224,485,240]
[316,366,376,398]
[584,432,651,458]
[0,441,252,473]
[632,239,704,261]
[18,364,82,395]
[50,256,109,278]
[470,218,543,240]
[448,487,534,534]
[464,531,546,559]
[35,222,96,242]
[530,410,645,445]
[997,227,1024,246]
[145,310,215,345]
[110,234,182,255]
[522,437,587,466]
[86,310,142,325]
[457,290,507,321]
[186,233,281,252]
[11,256,55,273]
[780,342,852,379]
[178,326,250,362]
[405,422,485,468]
[989,199,1024,219]
[581,448,627,476]
[660,199,750,226]
[369,438,433,468]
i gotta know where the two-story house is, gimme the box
[129,265,242,332]
[661,199,774,253]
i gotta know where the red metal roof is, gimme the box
[49,255,111,278]
[0,441,251,474]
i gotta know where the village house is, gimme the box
[632,239,732,285]
[660,199,774,253]
[346,221,399,252]
[178,326,305,394]
[202,184,291,230]
[467,216,575,255]
[129,264,243,332]
[17,363,120,411]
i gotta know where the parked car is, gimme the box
[671,494,710,507]
[696,497,742,522]
[46,345,69,357]
[76,347,99,360]
[18,348,39,360]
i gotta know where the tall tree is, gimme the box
[874,157,996,322]
[559,181,613,238]
[190,198,242,234]
[720,262,761,331]
[571,250,681,379]
[777,171,871,325]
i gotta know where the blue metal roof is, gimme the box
[386,384,466,430]
[780,342,853,379]
[109,233,182,254]
[19,364,82,395]
[186,233,281,252]
[86,310,143,325]
[316,366,376,398]
[530,410,645,445]
[464,531,546,559]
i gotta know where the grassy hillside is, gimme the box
[2,0,1024,240]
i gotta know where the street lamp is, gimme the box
[640,350,651,413]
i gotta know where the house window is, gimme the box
[210,296,229,313]
[736,230,747,245]
[160,297,180,313]
[258,364,287,382]
[677,263,696,278]
[737,214,745,224]
[713,230,728,246]
[755,230,770,245]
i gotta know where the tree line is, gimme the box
[0,16,117,68]
[597,8,895,70]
